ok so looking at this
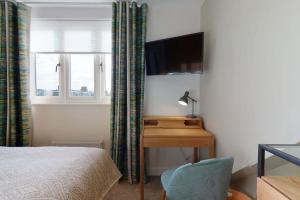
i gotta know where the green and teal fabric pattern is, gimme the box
[110,1,147,184]
[0,1,31,147]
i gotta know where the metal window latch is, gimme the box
[100,63,104,72]
[55,63,60,72]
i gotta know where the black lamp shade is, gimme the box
[178,91,189,106]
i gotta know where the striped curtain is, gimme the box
[0,1,31,147]
[110,1,147,184]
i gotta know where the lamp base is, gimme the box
[186,114,198,119]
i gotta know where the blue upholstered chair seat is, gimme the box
[160,157,234,200]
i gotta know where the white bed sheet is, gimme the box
[0,147,121,200]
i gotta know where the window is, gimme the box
[31,53,111,104]
[30,19,111,104]
[70,54,95,97]
[35,54,60,97]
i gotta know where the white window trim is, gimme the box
[30,52,111,105]
[99,54,111,104]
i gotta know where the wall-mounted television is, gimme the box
[145,32,204,76]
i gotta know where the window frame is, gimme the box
[30,52,111,105]
[99,54,111,104]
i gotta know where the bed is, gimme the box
[0,147,122,200]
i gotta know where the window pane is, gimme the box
[70,54,94,96]
[105,54,112,96]
[35,54,60,96]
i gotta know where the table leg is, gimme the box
[209,140,216,158]
[193,147,199,163]
[140,136,144,200]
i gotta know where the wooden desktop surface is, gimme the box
[261,176,300,200]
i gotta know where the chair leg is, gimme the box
[160,189,166,200]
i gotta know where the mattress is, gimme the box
[0,147,122,200]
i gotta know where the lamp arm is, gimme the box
[187,96,197,103]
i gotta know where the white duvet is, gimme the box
[0,147,122,200]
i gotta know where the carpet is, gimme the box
[105,177,162,200]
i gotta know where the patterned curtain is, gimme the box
[0,1,31,147]
[110,1,147,184]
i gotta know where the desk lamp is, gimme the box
[178,91,198,118]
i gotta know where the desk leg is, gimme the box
[193,147,199,163]
[140,136,144,200]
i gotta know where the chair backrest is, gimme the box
[166,157,234,200]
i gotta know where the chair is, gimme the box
[160,157,234,200]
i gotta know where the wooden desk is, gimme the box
[140,116,216,200]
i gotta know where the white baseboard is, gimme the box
[147,166,178,176]
[147,167,165,176]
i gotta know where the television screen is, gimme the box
[145,32,204,76]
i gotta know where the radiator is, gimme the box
[51,140,104,149]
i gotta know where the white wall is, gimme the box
[32,105,110,148]
[144,0,204,175]
[200,0,300,172]
[145,75,200,116]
